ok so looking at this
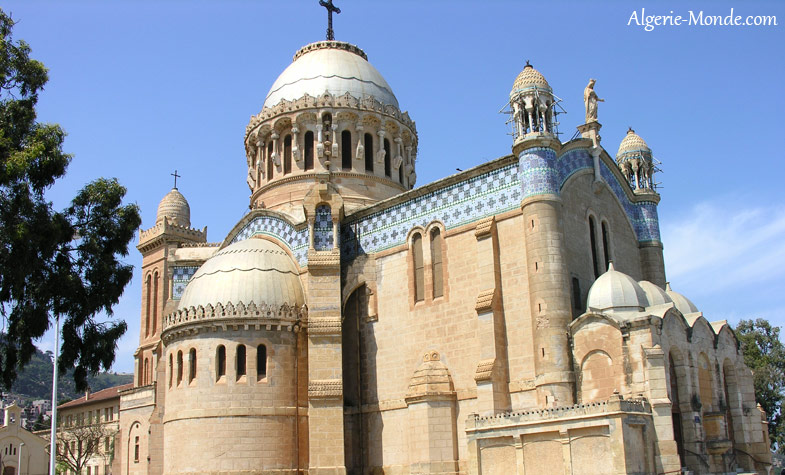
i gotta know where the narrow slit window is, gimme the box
[144,275,151,336]
[216,345,226,380]
[589,216,600,278]
[601,221,611,271]
[304,131,314,170]
[341,130,352,169]
[266,142,273,180]
[384,138,391,177]
[413,233,425,302]
[364,133,374,172]
[176,351,183,386]
[152,272,158,334]
[430,228,444,298]
[283,134,292,175]
[257,344,267,379]
[188,348,196,383]
[236,344,247,379]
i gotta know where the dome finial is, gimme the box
[607,260,614,272]
[171,169,181,190]
[319,0,341,41]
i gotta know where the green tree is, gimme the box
[0,9,140,391]
[736,318,785,452]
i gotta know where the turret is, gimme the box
[511,62,575,408]
[616,128,657,192]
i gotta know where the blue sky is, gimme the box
[3,0,783,373]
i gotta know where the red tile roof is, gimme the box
[58,383,133,410]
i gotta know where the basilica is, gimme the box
[115,26,772,475]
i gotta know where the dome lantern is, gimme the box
[616,128,656,192]
[509,61,556,142]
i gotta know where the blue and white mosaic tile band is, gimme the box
[172,266,199,300]
[519,147,559,197]
[230,215,309,265]
[314,205,334,251]
[342,163,521,258]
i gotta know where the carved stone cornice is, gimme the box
[308,379,342,399]
[307,317,342,336]
[137,219,207,253]
[307,249,340,270]
[475,288,497,313]
[474,216,496,239]
[161,301,307,337]
[474,358,496,382]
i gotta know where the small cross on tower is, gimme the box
[319,0,341,41]
[171,170,181,189]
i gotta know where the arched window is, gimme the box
[236,344,246,379]
[152,271,159,334]
[134,436,140,463]
[304,131,314,170]
[398,154,404,184]
[168,353,173,388]
[430,228,444,298]
[698,353,713,411]
[266,142,273,181]
[412,233,425,302]
[601,221,611,271]
[216,345,226,380]
[176,350,183,386]
[589,216,600,278]
[188,348,196,383]
[384,138,391,177]
[257,345,267,380]
[283,134,292,175]
[341,130,352,169]
[143,358,149,385]
[144,274,151,336]
[364,133,373,172]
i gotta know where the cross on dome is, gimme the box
[319,0,341,41]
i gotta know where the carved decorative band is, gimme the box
[307,250,341,269]
[162,301,307,331]
[308,317,342,335]
[474,358,495,382]
[475,288,497,313]
[308,379,342,399]
[474,216,496,239]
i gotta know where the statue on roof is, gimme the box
[584,78,604,123]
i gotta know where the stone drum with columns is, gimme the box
[116,30,772,475]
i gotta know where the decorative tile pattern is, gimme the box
[519,147,559,197]
[172,266,199,300]
[598,160,661,243]
[230,215,309,266]
[341,163,520,258]
[314,205,333,251]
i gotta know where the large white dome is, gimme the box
[178,238,304,310]
[263,41,399,109]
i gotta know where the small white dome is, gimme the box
[616,128,652,161]
[638,280,673,307]
[156,188,190,227]
[587,263,649,313]
[178,238,304,310]
[264,41,398,109]
[665,283,700,315]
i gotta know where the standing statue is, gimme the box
[584,79,604,123]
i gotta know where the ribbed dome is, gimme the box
[511,62,551,96]
[587,263,649,313]
[264,41,398,109]
[638,280,673,306]
[156,188,190,227]
[178,238,304,310]
[616,128,651,159]
[665,283,700,315]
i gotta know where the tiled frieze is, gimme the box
[229,215,309,265]
[341,163,521,258]
[172,266,199,300]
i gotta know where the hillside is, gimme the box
[4,345,132,404]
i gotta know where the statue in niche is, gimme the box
[584,79,604,123]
